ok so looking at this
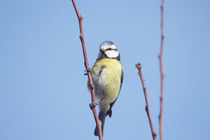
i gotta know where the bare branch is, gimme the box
[159,0,165,140]
[136,63,157,140]
[71,0,103,139]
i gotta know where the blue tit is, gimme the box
[88,41,123,136]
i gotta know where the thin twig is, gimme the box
[159,0,165,140]
[71,0,103,140]
[136,63,157,140]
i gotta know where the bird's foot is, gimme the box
[84,68,91,75]
[89,99,103,109]
[89,102,98,109]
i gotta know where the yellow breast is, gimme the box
[92,58,123,109]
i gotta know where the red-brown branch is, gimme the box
[136,63,157,140]
[159,0,165,140]
[71,0,103,140]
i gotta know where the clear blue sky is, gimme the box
[0,0,210,140]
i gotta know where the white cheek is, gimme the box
[105,50,119,58]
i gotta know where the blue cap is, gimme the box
[100,41,114,46]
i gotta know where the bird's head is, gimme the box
[97,41,120,61]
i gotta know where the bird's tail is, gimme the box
[94,111,106,136]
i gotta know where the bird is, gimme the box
[88,41,123,136]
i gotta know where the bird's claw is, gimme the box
[84,68,92,75]
[89,102,98,109]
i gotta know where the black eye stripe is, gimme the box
[100,48,117,52]
[106,48,117,51]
